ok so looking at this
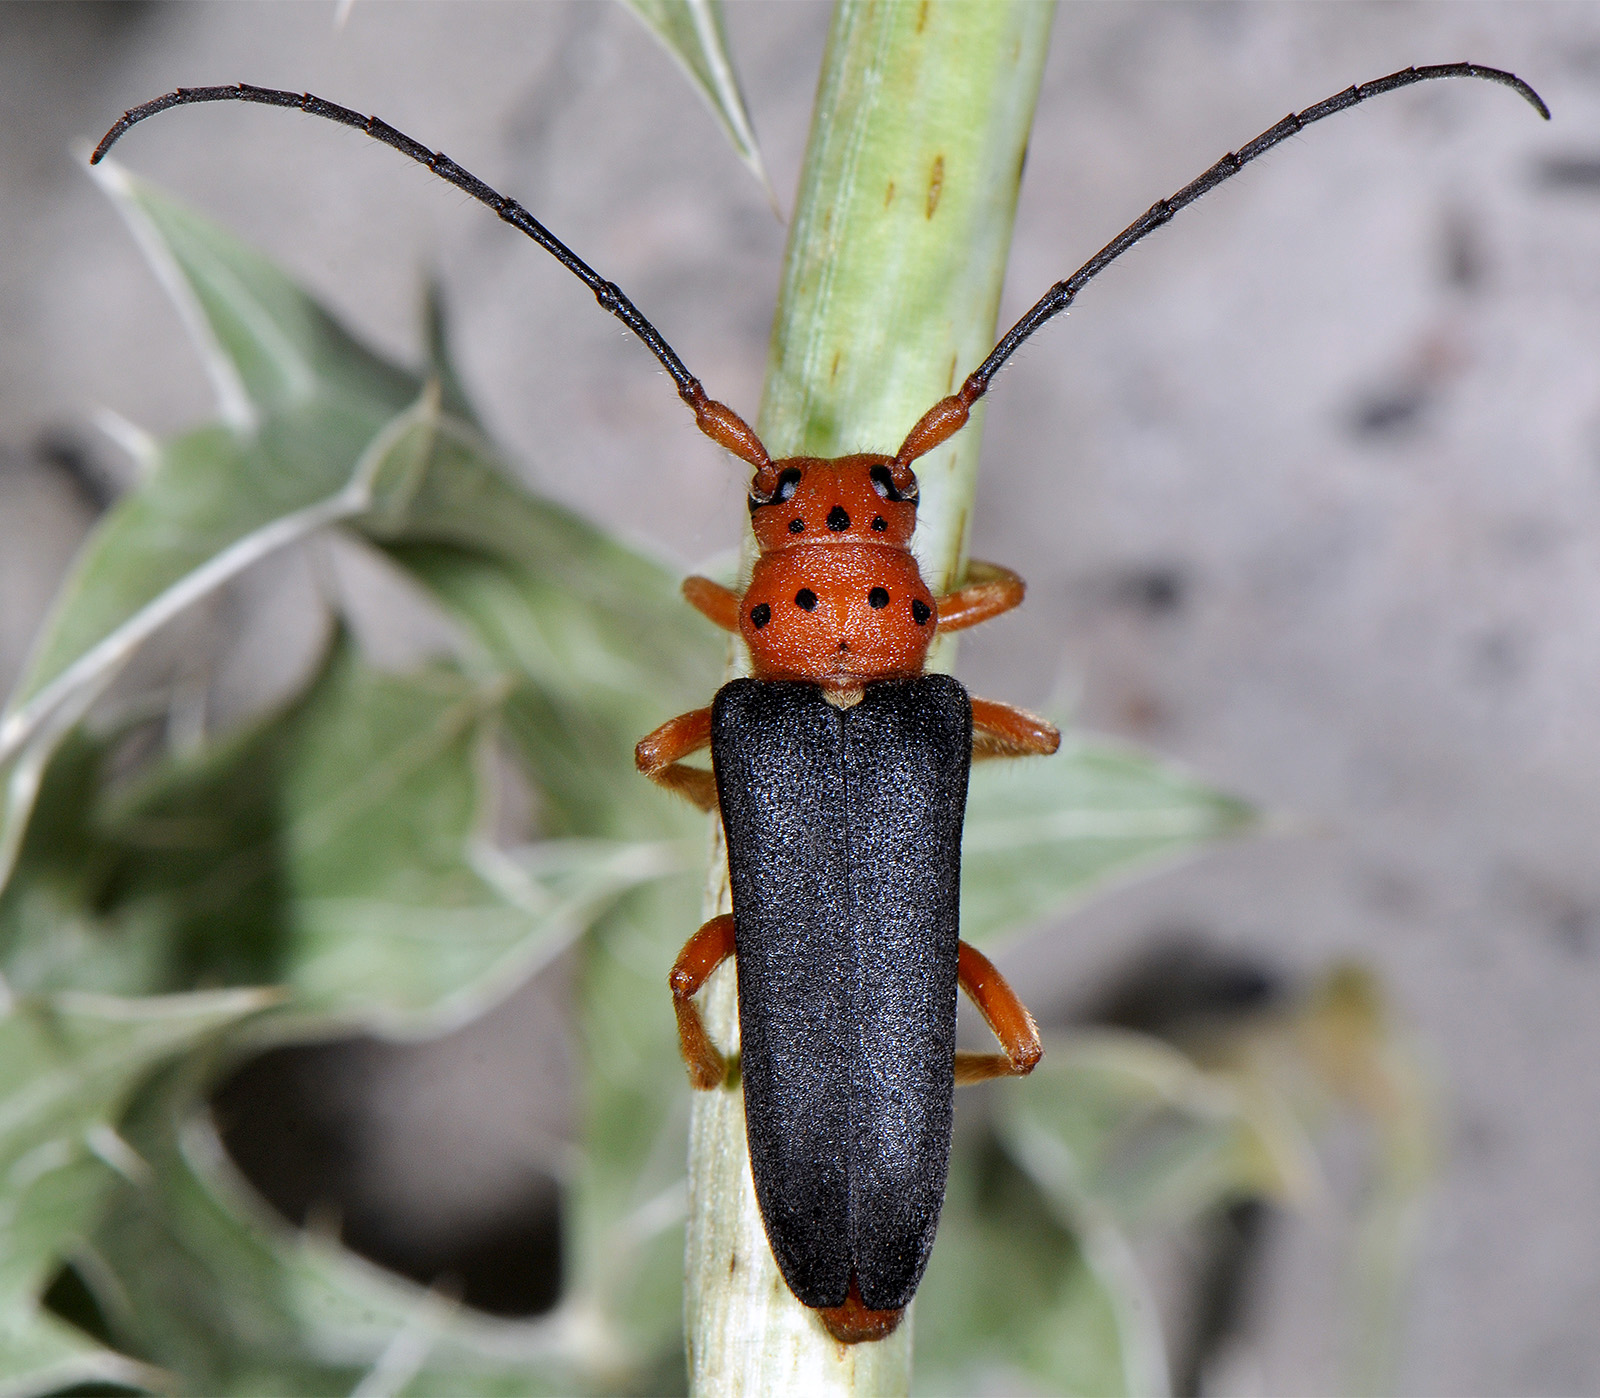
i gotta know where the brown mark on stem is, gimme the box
[926,154,945,219]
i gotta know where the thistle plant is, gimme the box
[0,5,1424,1395]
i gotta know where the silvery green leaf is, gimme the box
[912,1125,1168,1397]
[961,736,1255,951]
[2,634,686,1033]
[0,1307,157,1398]
[996,1031,1317,1234]
[83,1065,596,1396]
[0,987,272,1393]
[88,159,414,431]
[619,0,772,199]
[0,390,447,904]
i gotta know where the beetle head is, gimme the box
[747,455,918,554]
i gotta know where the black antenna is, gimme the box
[964,63,1548,401]
[91,85,705,405]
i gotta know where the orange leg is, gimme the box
[670,913,736,1089]
[682,575,743,633]
[636,707,718,811]
[935,560,1026,633]
[970,696,1060,762]
[954,940,1044,1085]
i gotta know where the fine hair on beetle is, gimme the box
[93,61,1548,1346]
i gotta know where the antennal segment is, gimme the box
[91,84,772,469]
[963,63,1548,404]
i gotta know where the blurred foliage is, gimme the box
[1,16,1428,1394]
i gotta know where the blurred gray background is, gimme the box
[3,3,1596,1393]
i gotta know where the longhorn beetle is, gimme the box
[94,61,1548,1345]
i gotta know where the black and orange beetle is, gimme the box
[92,61,1547,1344]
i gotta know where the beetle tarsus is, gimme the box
[670,914,736,1090]
[954,1047,1042,1085]
[955,940,1044,1085]
[636,707,719,811]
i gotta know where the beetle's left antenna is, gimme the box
[92,84,772,473]
[890,61,1549,480]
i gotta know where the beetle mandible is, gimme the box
[92,60,1548,1345]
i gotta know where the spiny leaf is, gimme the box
[619,0,773,201]
[0,1305,157,1398]
[0,393,443,902]
[2,635,685,1033]
[961,737,1255,951]
[89,159,414,429]
[996,1031,1318,1234]
[0,985,272,1397]
[82,1064,593,1396]
[912,1127,1168,1397]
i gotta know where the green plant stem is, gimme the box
[683,3,1053,1392]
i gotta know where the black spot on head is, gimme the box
[871,516,887,532]
[788,517,805,534]
[868,587,890,609]
[795,588,818,611]
[827,505,851,532]
[749,603,771,629]
[911,598,931,625]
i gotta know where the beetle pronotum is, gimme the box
[93,59,1547,1345]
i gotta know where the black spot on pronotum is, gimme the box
[868,587,890,609]
[788,518,805,534]
[911,598,931,625]
[749,603,771,629]
[795,589,818,611]
[827,505,851,532]
[871,516,887,532]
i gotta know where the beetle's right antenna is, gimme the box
[91,84,773,474]
[892,61,1549,478]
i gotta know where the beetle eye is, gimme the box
[870,464,917,503]
[749,466,804,513]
